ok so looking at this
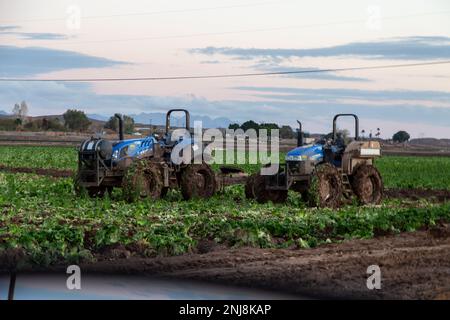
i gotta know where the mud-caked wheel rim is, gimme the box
[122,160,163,202]
[307,164,343,208]
[351,164,383,205]
[180,163,217,200]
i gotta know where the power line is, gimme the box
[0,1,287,24]
[31,10,450,45]
[1,60,449,82]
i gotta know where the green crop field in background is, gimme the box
[375,156,450,190]
[0,146,449,190]
[0,146,77,170]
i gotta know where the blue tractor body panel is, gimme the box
[110,135,197,165]
[286,144,324,162]
[286,144,342,167]
[111,137,157,164]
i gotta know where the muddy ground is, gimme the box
[72,224,450,300]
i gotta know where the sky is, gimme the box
[0,0,450,138]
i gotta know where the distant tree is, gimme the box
[63,109,91,132]
[40,118,65,131]
[20,101,28,118]
[393,130,410,143]
[13,117,22,130]
[228,123,240,130]
[24,120,39,131]
[0,118,17,131]
[259,123,279,130]
[240,120,260,132]
[42,118,49,130]
[104,115,135,134]
[12,101,28,120]
[279,125,295,139]
[12,103,20,116]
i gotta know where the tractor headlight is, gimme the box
[112,150,119,160]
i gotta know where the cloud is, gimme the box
[14,32,70,40]
[200,60,220,64]
[0,45,128,77]
[192,36,450,60]
[235,86,450,102]
[0,25,19,31]
[0,25,69,40]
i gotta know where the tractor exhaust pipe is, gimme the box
[114,113,124,141]
[296,120,304,147]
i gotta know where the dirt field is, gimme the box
[74,223,450,300]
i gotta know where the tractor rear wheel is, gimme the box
[253,173,288,204]
[122,160,163,202]
[351,164,383,205]
[180,163,217,200]
[306,163,343,208]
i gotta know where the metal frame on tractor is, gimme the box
[265,114,361,192]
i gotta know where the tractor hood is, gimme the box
[111,137,156,161]
[285,144,324,162]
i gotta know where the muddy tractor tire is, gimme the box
[122,160,163,202]
[351,164,383,205]
[74,173,112,198]
[306,163,343,208]
[180,163,217,200]
[253,173,288,204]
[245,173,258,199]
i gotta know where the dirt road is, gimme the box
[83,224,450,300]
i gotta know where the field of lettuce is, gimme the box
[0,145,449,267]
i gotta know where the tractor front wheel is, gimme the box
[122,160,163,202]
[180,163,217,200]
[351,164,383,205]
[253,173,288,204]
[306,163,343,208]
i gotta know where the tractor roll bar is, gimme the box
[165,109,190,133]
[332,114,359,141]
[114,113,124,141]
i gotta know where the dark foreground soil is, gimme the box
[0,165,73,178]
[79,224,450,300]
[385,188,450,202]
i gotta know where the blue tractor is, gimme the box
[75,109,217,201]
[246,114,383,207]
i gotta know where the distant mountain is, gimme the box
[87,113,109,121]
[0,110,8,116]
